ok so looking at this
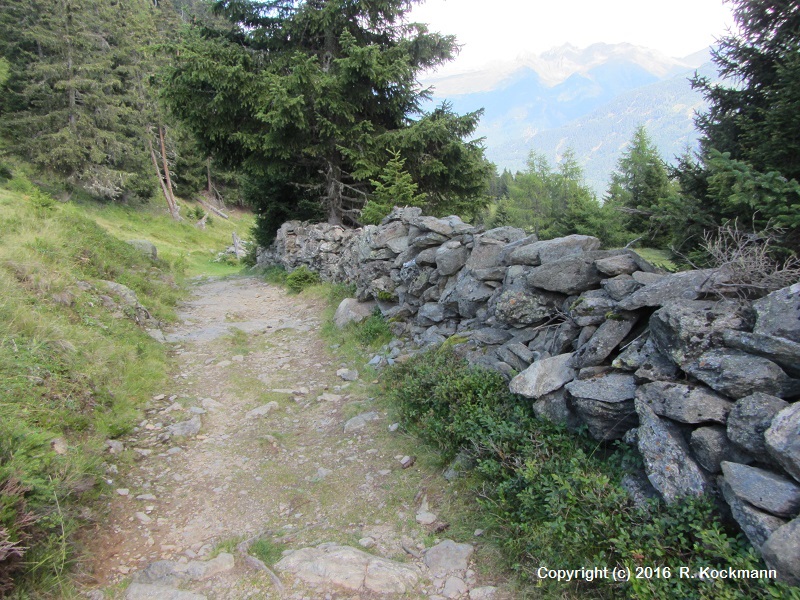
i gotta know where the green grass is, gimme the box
[249,539,284,566]
[634,247,681,273]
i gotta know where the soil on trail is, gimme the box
[85,276,506,600]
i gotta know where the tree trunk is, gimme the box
[206,156,212,194]
[325,160,344,226]
[158,125,179,219]
[148,136,180,220]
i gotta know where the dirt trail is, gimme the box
[86,276,505,600]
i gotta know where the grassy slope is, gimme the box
[0,176,252,597]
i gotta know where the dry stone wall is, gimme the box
[258,207,800,584]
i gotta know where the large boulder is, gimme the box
[617,269,728,310]
[762,518,800,586]
[566,374,638,441]
[635,381,734,425]
[334,298,377,328]
[635,399,711,503]
[507,234,601,266]
[649,300,751,368]
[727,393,789,462]
[685,349,800,400]
[766,404,800,483]
[127,239,158,260]
[526,255,605,295]
[510,353,576,399]
[721,462,800,518]
[753,283,800,343]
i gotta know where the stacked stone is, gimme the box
[258,209,800,583]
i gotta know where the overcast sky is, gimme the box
[408,0,735,73]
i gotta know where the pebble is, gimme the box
[135,512,153,524]
[388,423,400,432]
[116,488,130,496]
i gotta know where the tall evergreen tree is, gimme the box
[162,0,490,240]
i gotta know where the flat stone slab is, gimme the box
[275,543,421,594]
[424,539,474,576]
[509,353,575,399]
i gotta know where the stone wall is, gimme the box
[258,207,800,583]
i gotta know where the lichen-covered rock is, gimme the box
[567,289,617,326]
[635,399,711,503]
[594,253,640,276]
[411,215,473,237]
[766,404,800,483]
[690,426,752,473]
[510,353,576,399]
[753,283,800,343]
[685,349,800,400]
[601,274,642,301]
[508,234,602,266]
[466,227,526,270]
[727,393,788,462]
[532,389,582,429]
[636,381,733,425]
[649,300,751,368]
[566,374,638,441]
[617,269,728,311]
[762,518,800,586]
[719,477,787,549]
[493,289,562,326]
[570,314,637,369]
[723,329,800,378]
[721,462,800,518]
[436,241,470,276]
[526,256,605,295]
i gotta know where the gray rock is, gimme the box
[685,349,800,400]
[528,322,581,356]
[720,477,786,549]
[617,269,728,310]
[526,256,605,295]
[444,272,495,318]
[415,247,439,265]
[568,290,617,327]
[753,283,800,343]
[127,240,158,260]
[442,576,468,598]
[467,228,525,270]
[125,584,206,600]
[508,234,601,266]
[367,219,408,253]
[612,335,649,371]
[424,540,474,576]
[532,389,581,429]
[602,275,642,301]
[469,327,513,346]
[469,587,498,600]
[412,215,473,237]
[334,298,377,328]
[336,368,359,381]
[343,412,381,433]
[246,402,279,418]
[721,462,800,517]
[690,426,752,473]
[510,353,576,399]
[494,345,529,372]
[649,300,751,368]
[636,381,733,425]
[417,302,447,325]
[723,329,800,378]
[567,374,638,440]
[411,231,449,248]
[635,399,711,503]
[728,393,789,461]
[766,404,800,483]
[275,543,421,594]
[505,342,535,364]
[166,416,201,437]
[621,472,660,508]
[633,349,680,383]
[762,518,800,585]
[632,271,665,285]
[436,241,470,276]
[494,289,562,326]
[594,253,640,276]
[570,314,637,368]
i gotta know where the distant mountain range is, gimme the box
[421,43,719,196]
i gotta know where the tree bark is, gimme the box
[158,125,180,219]
[148,136,180,220]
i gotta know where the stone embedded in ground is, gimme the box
[343,411,381,433]
[719,477,786,549]
[274,543,421,594]
[336,368,359,381]
[245,402,279,419]
[727,392,789,462]
[766,403,800,483]
[125,583,206,600]
[762,518,800,586]
[509,353,576,399]
[442,575,468,598]
[166,416,202,438]
[721,461,800,518]
[635,399,710,503]
[469,586,499,599]
[635,381,733,425]
[424,540,474,576]
[566,373,638,441]
[690,426,752,474]
[685,349,799,400]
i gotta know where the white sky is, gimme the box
[408,0,735,73]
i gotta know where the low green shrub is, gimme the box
[352,312,392,348]
[285,265,320,293]
[384,347,794,599]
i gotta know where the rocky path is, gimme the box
[86,276,504,600]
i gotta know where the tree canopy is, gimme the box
[162,0,490,241]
